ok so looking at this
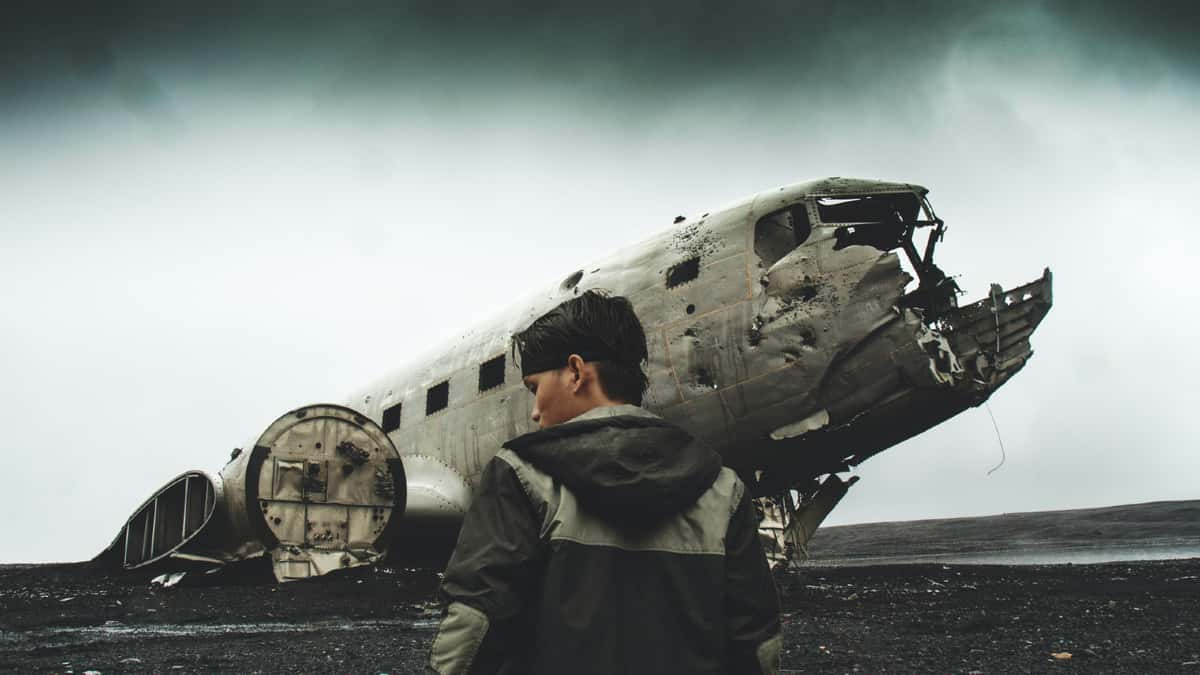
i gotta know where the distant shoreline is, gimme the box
[808,498,1200,564]
[4,499,1198,567]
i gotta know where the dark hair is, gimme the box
[513,290,650,405]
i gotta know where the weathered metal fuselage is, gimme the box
[100,177,1052,577]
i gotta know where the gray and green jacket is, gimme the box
[428,405,781,675]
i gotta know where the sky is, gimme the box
[2,1,1197,563]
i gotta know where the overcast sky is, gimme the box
[2,1,1197,563]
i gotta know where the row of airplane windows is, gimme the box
[380,353,507,434]
[377,252,713,436]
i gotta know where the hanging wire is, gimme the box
[985,285,1008,475]
[984,401,1006,475]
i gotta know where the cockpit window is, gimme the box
[816,193,921,224]
[754,204,812,268]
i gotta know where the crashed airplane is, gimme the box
[97,177,1052,580]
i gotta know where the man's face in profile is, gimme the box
[523,367,578,428]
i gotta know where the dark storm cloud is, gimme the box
[4,0,1196,109]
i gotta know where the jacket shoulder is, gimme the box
[493,449,560,538]
[713,466,747,517]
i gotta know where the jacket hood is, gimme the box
[502,407,723,523]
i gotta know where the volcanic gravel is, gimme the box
[2,558,1198,673]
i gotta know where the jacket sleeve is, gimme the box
[724,489,783,675]
[429,456,544,675]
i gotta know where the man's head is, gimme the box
[513,290,649,428]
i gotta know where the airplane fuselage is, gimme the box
[100,177,1052,577]
[346,177,1049,521]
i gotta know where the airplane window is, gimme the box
[381,402,402,433]
[479,355,505,392]
[666,256,700,288]
[754,205,812,267]
[426,381,449,415]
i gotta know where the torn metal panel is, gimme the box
[750,269,1052,495]
[770,409,830,441]
[914,322,963,385]
[272,547,382,581]
[939,269,1053,386]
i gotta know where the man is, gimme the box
[428,290,781,674]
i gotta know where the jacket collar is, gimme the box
[567,403,659,424]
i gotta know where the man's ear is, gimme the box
[565,354,586,393]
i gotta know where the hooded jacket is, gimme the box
[429,405,781,675]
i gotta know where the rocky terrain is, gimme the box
[2,500,1198,673]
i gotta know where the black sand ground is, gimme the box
[3,500,1198,673]
[2,559,1198,673]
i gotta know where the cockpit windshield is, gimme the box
[816,192,922,224]
[816,191,956,316]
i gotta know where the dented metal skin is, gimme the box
[102,177,1052,577]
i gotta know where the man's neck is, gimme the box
[566,402,650,424]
